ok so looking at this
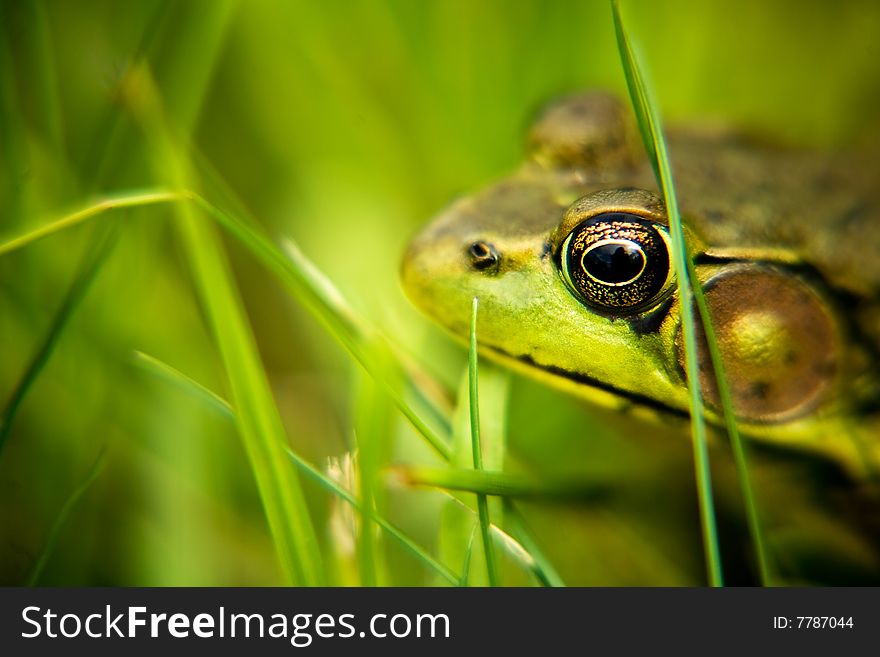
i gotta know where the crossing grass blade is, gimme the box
[287,450,459,586]
[132,350,234,419]
[611,0,723,586]
[125,64,325,587]
[122,346,460,586]
[188,142,455,439]
[0,189,185,257]
[0,228,117,453]
[459,525,478,587]
[612,0,770,586]
[279,238,452,460]
[687,258,771,584]
[393,465,613,501]
[21,1,64,155]
[353,372,395,586]
[0,188,454,461]
[434,489,550,586]
[173,201,327,586]
[503,501,566,587]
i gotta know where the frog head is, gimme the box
[402,92,867,466]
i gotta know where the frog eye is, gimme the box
[559,212,673,313]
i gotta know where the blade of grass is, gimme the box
[393,465,612,501]
[137,337,567,588]
[279,239,451,460]
[27,450,107,585]
[126,63,324,586]
[132,350,234,419]
[24,0,65,156]
[0,189,184,257]
[0,1,30,225]
[502,501,565,587]
[614,0,770,585]
[687,256,771,584]
[436,489,548,586]
[0,227,117,453]
[353,373,394,586]
[612,0,723,586]
[459,524,478,586]
[468,298,499,586]
[123,346,458,586]
[178,203,326,586]
[287,448,458,585]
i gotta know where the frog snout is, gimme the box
[400,227,488,322]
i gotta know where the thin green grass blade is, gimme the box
[503,501,566,587]
[436,489,548,586]
[686,258,771,584]
[0,189,184,257]
[0,8,28,218]
[279,238,451,460]
[459,525,478,587]
[614,0,770,585]
[132,351,234,419]
[177,208,325,586]
[611,0,723,586]
[82,1,172,191]
[27,450,106,585]
[122,346,457,586]
[353,373,394,586]
[468,298,499,586]
[24,0,65,156]
[394,465,612,501]
[0,228,117,453]
[287,449,458,586]
[127,65,324,586]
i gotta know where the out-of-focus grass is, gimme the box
[26,450,106,586]
[0,227,115,451]
[1,0,878,586]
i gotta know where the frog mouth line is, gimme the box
[485,345,690,419]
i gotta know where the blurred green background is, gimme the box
[1,0,878,586]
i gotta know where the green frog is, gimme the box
[401,92,880,583]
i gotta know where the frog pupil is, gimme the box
[582,241,645,285]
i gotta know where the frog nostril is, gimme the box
[468,241,499,271]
